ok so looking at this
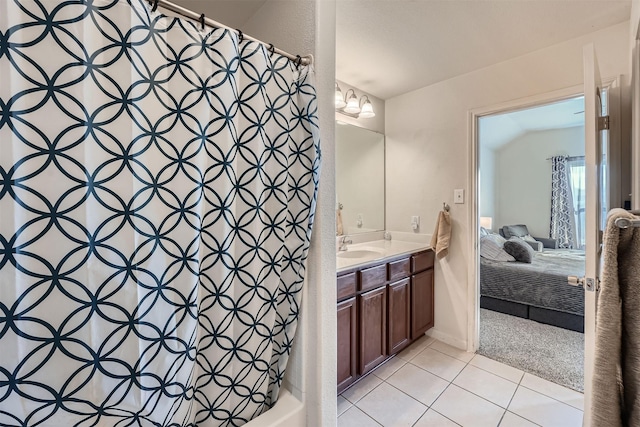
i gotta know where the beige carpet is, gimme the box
[478,308,584,392]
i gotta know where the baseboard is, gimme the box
[426,328,468,351]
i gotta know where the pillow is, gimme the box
[521,234,537,243]
[480,234,515,262]
[480,227,490,237]
[503,237,534,263]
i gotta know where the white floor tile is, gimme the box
[520,373,584,410]
[355,382,427,427]
[453,365,518,408]
[338,406,382,427]
[397,335,434,361]
[410,348,467,382]
[431,385,504,427]
[499,411,540,427]
[372,356,407,380]
[386,363,449,406]
[337,395,352,416]
[470,355,524,384]
[341,374,383,404]
[414,409,460,426]
[430,340,475,363]
[508,386,583,427]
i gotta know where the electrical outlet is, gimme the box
[454,189,464,204]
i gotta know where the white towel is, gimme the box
[591,208,640,426]
[430,210,451,259]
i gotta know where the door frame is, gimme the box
[466,76,621,354]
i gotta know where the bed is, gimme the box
[480,249,586,332]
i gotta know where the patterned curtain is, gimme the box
[550,156,577,249]
[0,1,320,426]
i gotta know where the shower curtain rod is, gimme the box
[147,0,312,66]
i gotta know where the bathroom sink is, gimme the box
[337,250,382,259]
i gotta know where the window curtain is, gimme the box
[549,156,577,249]
[0,1,320,426]
[567,158,586,249]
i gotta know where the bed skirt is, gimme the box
[480,296,584,333]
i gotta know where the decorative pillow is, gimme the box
[480,227,490,237]
[522,234,537,243]
[480,234,515,262]
[503,237,534,263]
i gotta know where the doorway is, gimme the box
[476,95,587,393]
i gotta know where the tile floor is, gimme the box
[337,336,584,427]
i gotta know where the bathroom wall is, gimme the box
[244,1,337,424]
[495,126,585,238]
[385,21,631,349]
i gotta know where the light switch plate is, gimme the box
[454,189,464,204]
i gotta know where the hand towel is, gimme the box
[430,210,451,259]
[336,208,344,236]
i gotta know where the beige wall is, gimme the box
[385,21,631,348]
[244,0,337,424]
[494,127,585,238]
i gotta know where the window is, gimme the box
[568,158,585,249]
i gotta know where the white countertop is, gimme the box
[336,239,431,273]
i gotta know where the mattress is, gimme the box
[480,249,586,316]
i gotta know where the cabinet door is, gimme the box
[358,286,387,375]
[388,278,411,354]
[411,268,434,340]
[337,297,357,393]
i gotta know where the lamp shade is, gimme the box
[334,83,346,109]
[358,99,375,119]
[480,217,493,230]
[343,92,361,114]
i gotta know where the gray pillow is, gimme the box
[503,237,534,263]
[480,235,515,262]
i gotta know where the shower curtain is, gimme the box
[0,1,320,426]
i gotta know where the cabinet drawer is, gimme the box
[411,250,435,273]
[358,264,387,292]
[387,257,410,282]
[337,272,357,301]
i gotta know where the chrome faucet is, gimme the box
[338,235,353,251]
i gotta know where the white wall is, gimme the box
[244,1,337,425]
[479,145,496,221]
[494,127,585,238]
[385,21,630,349]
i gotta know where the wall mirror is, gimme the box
[336,122,385,235]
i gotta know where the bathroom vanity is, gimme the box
[336,243,434,393]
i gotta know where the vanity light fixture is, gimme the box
[335,82,376,119]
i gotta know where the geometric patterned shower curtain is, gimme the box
[0,1,320,426]
[549,156,577,248]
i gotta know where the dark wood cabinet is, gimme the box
[337,248,434,392]
[388,278,411,354]
[337,297,357,393]
[358,286,387,375]
[411,268,434,340]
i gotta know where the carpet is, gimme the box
[478,308,584,392]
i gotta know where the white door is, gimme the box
[581,42,608,426]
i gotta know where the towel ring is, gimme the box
[443,202,450,212]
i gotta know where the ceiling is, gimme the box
[479,96,585,150]
[337,0,631,100]
[168,0,631,101]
